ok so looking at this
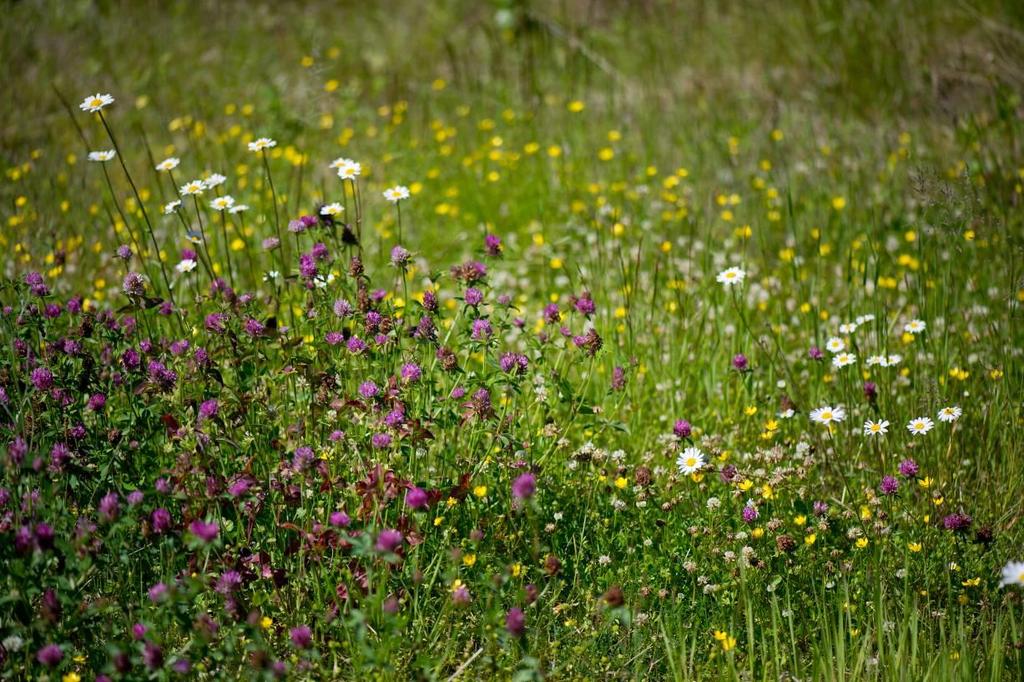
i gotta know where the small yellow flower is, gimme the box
[805,533,817,546]
[261,616,273,630]
[614,477,628,490]
[473,485,488,498]
[713,630,737,652]
[463,553,477,567]
[855,538,869,549]
[908,542,922,552]
[63,674,82,682]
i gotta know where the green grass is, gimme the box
[1,1,1024,679]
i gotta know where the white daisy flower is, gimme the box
[320,202,344,216]
[937,406,962,423]
[855,314,875,325]
[264,271,280,281]
[248,137,277,152]
[825,337,845,353]
[904,319,926,334]
[87,150,116,162]
[203,173,227,189]
[79,93,114,113]
[179,180,205,196]
[383,185,410,203]
[884,354,902,367]
[155,157,180,172]
[676,447,706,475]
[839,323,857,334]
[1001,560,1024,587]
[163,200,182,215]
[832,352,856,369]
[228,204,249,214]
[863,420,889,437]
[810,405,846,425]
[865,355,886,367]
[175,259,197,274]
[906,417,934,436]
[337,161,361,180]
[210,195,235,211]
[778,409,795,419]
[715,266,746,287]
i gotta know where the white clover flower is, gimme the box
[79,93,114,113]
[1,635,23,652]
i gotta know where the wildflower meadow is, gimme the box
[2,2,1024,679]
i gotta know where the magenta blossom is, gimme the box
[512,472,536,500]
